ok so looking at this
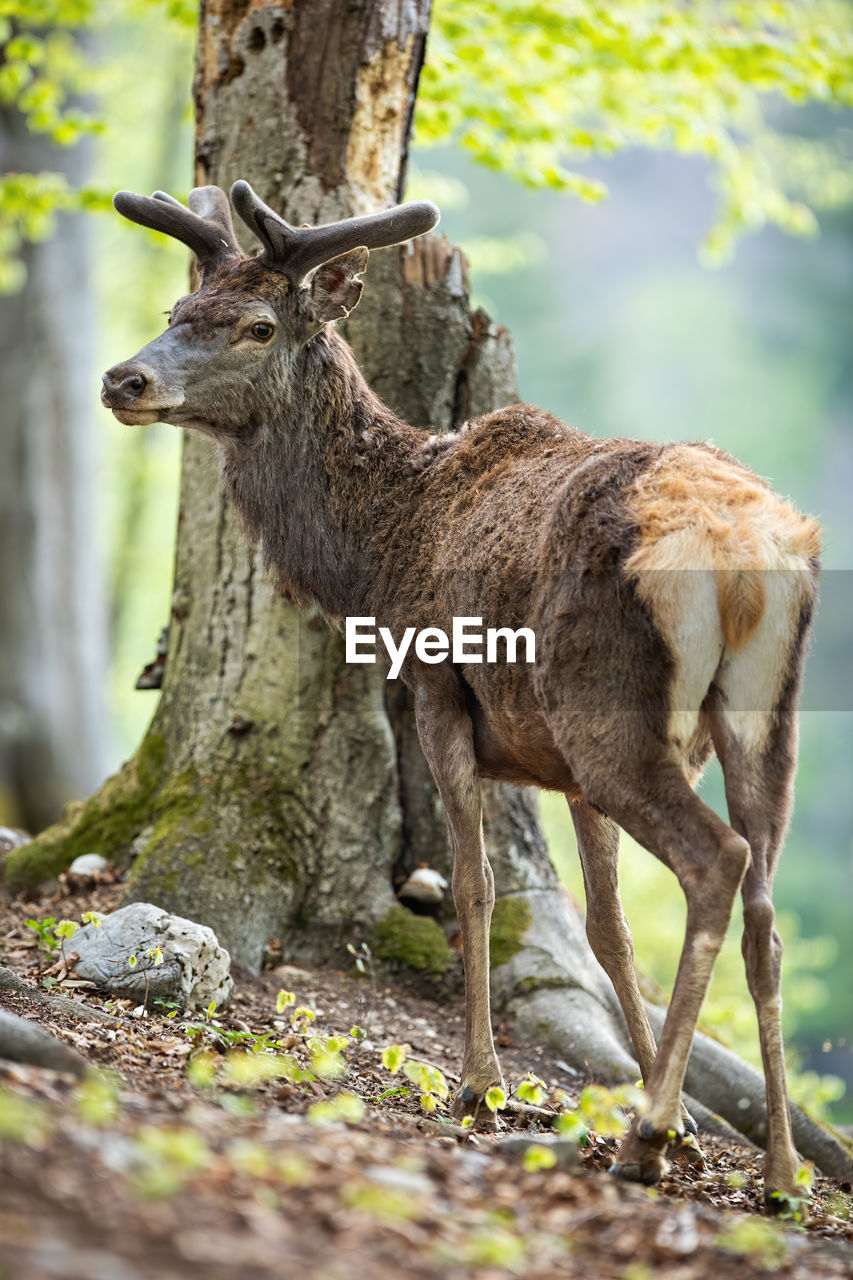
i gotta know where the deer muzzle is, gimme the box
[101,347,186,426]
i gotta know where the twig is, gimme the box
[0,964,128,1025]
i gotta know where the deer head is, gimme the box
[101,182,440,439]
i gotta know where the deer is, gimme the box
[102,181,821,1209]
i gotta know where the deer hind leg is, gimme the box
[569,756,748,1185]
[570,798,702,1159]
[707,618,812,1207]
[414,683,502,1123]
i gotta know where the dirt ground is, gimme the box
[1,875,851,1280]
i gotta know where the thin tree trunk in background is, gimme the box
[6,0,850,1178]
[0,108,108,831]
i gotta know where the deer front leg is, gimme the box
[414,684,503,1122]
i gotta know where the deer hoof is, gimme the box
[763,1187,809,1221]
[671,1131,706,1169]
[451,1080,503,1129]
[609,1157,665,1186]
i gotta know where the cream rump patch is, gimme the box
[624,445,820,754]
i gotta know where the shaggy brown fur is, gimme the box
[102,184,821,1208]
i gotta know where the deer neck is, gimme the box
[219,327,427,617]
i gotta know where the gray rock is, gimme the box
[72,903,233,1011]
[68,853,110,880]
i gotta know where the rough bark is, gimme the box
[5,0,850,1179]
[0,104,108,831]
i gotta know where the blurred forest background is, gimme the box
[1,2,851,1120]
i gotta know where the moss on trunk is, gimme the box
[4,732,167,892]
[372,904,455,976]
[489,895,533,968]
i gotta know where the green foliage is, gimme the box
[457,1225,526,1269]
[0,173,106,290]
[0,2,96,141]
[716,1217,788,1269]
[381,1043,407,1074]
[418,0,853,259]
[516,1071,547,1106]
[307,1091,365,1125]
[340,1181,420,1223]
[0,1083,49,1145]
[75,1069,120,1125]
[24,911,92,959]
[484,1083,507,1113]
[522,1143,557,1171]
[380,1043,450,1113]
[3,0,851,295]
[181,1004,283,1055]
[133,1123,209,1197]
[402,1058,450,1113]
[571,1080,637,1141]
[24,914,59,955]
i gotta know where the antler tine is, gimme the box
[187,186,240,254]
[112,188,240,270]
[230,180,440,284]
[153,190,184,207]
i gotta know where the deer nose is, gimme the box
[101,365,148,405]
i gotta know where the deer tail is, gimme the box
[717,568,766,652]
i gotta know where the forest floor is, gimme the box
[1,876,852,1280]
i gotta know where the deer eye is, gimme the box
[250,321,274,341]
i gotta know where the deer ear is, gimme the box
[308,247,368,323]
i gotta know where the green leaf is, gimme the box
[484,1085,507,1113]
[516,1073,546,1106]
[381,1044,407,1074]
[522,1144,557,1171]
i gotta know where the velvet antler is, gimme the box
[229,180,440,284]
[112,186,241,273]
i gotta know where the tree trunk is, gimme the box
[5,0,850,1180]
[0,102,108,832]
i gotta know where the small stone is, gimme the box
[364,1165,434,1196]
[0,827,32,852]
[654,1208,699,1258]
[71,902,233,1011]
[500,1134,580,1169]
[68,854,110,881]
[397,866,448,905]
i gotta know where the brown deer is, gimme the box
[102,182,820,1207]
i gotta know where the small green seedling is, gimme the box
[24,916,59,957]
[381,1043,407,1074]
[485,1084,507,1114]
[516,1072,547,1107]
